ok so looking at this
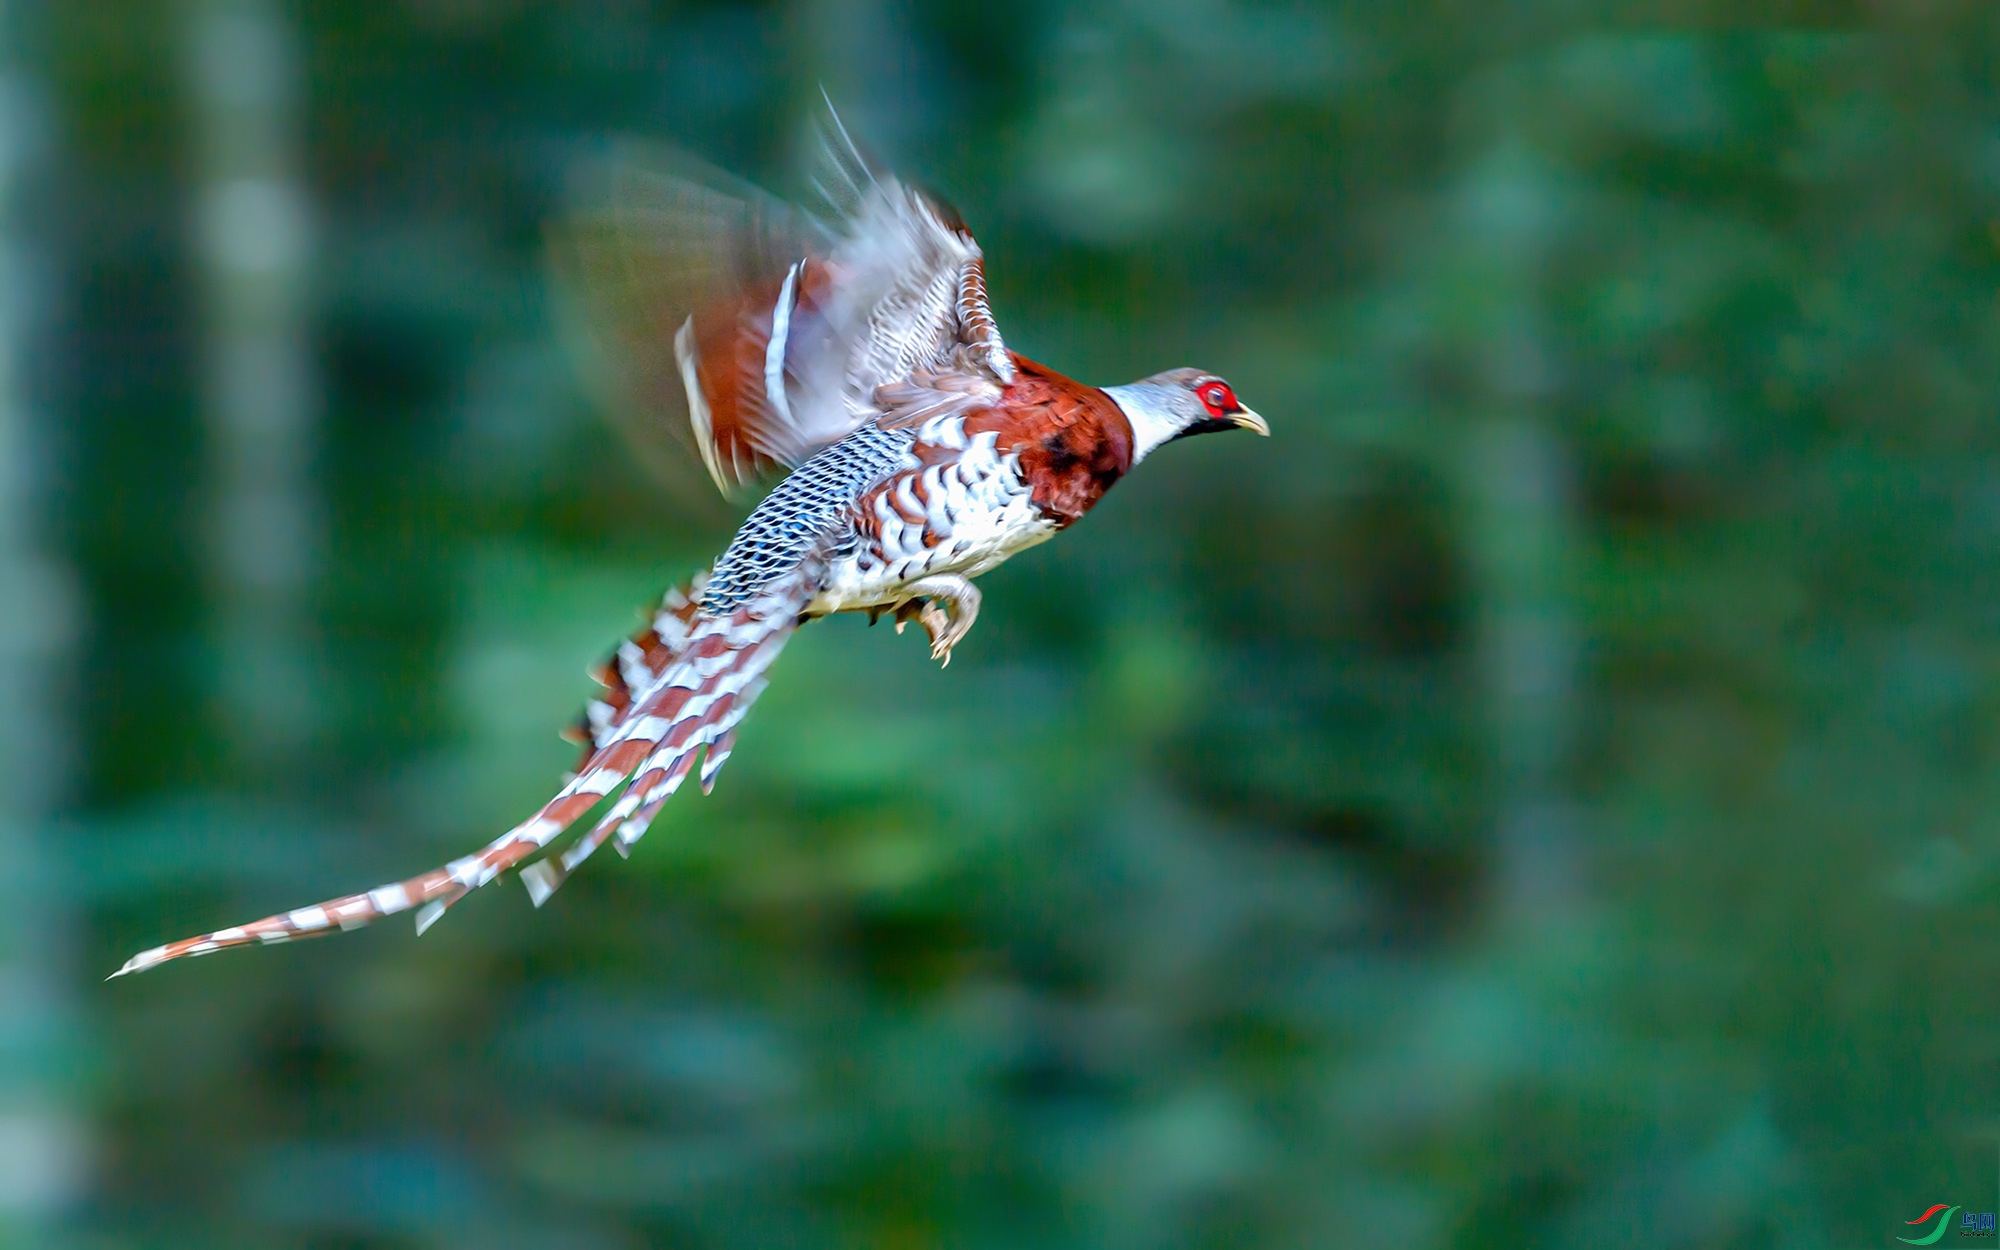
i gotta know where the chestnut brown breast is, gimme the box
[965,354,1135,528]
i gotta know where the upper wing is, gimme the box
[553,105,1013,497]
[552,142,837,500]
[802,105,1014,413]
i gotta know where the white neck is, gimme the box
[1103,382,1184,465]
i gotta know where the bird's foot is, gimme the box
[892,575,981,667]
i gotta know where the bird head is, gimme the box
[1104,368,1270,464]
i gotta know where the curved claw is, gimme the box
[895,575,981,667]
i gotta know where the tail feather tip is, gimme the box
[108,946,167,980]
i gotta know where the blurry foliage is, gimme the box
[45,0,2000,1246]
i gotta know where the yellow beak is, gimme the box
[1230,406,1270,436]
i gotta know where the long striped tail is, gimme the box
[110,574,807,978]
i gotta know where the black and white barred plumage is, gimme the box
[701,424,915,613]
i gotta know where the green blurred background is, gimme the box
[0,0,1994,1246]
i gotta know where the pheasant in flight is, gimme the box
[114,111,1266,977]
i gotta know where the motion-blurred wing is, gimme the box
[803,106,1015,415]
[553,142,839,498]
[553,105,1014,498]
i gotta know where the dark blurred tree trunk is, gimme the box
[186,0,316,767]
[0,0,86,1239]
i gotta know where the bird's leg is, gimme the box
[892,575,981,667]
